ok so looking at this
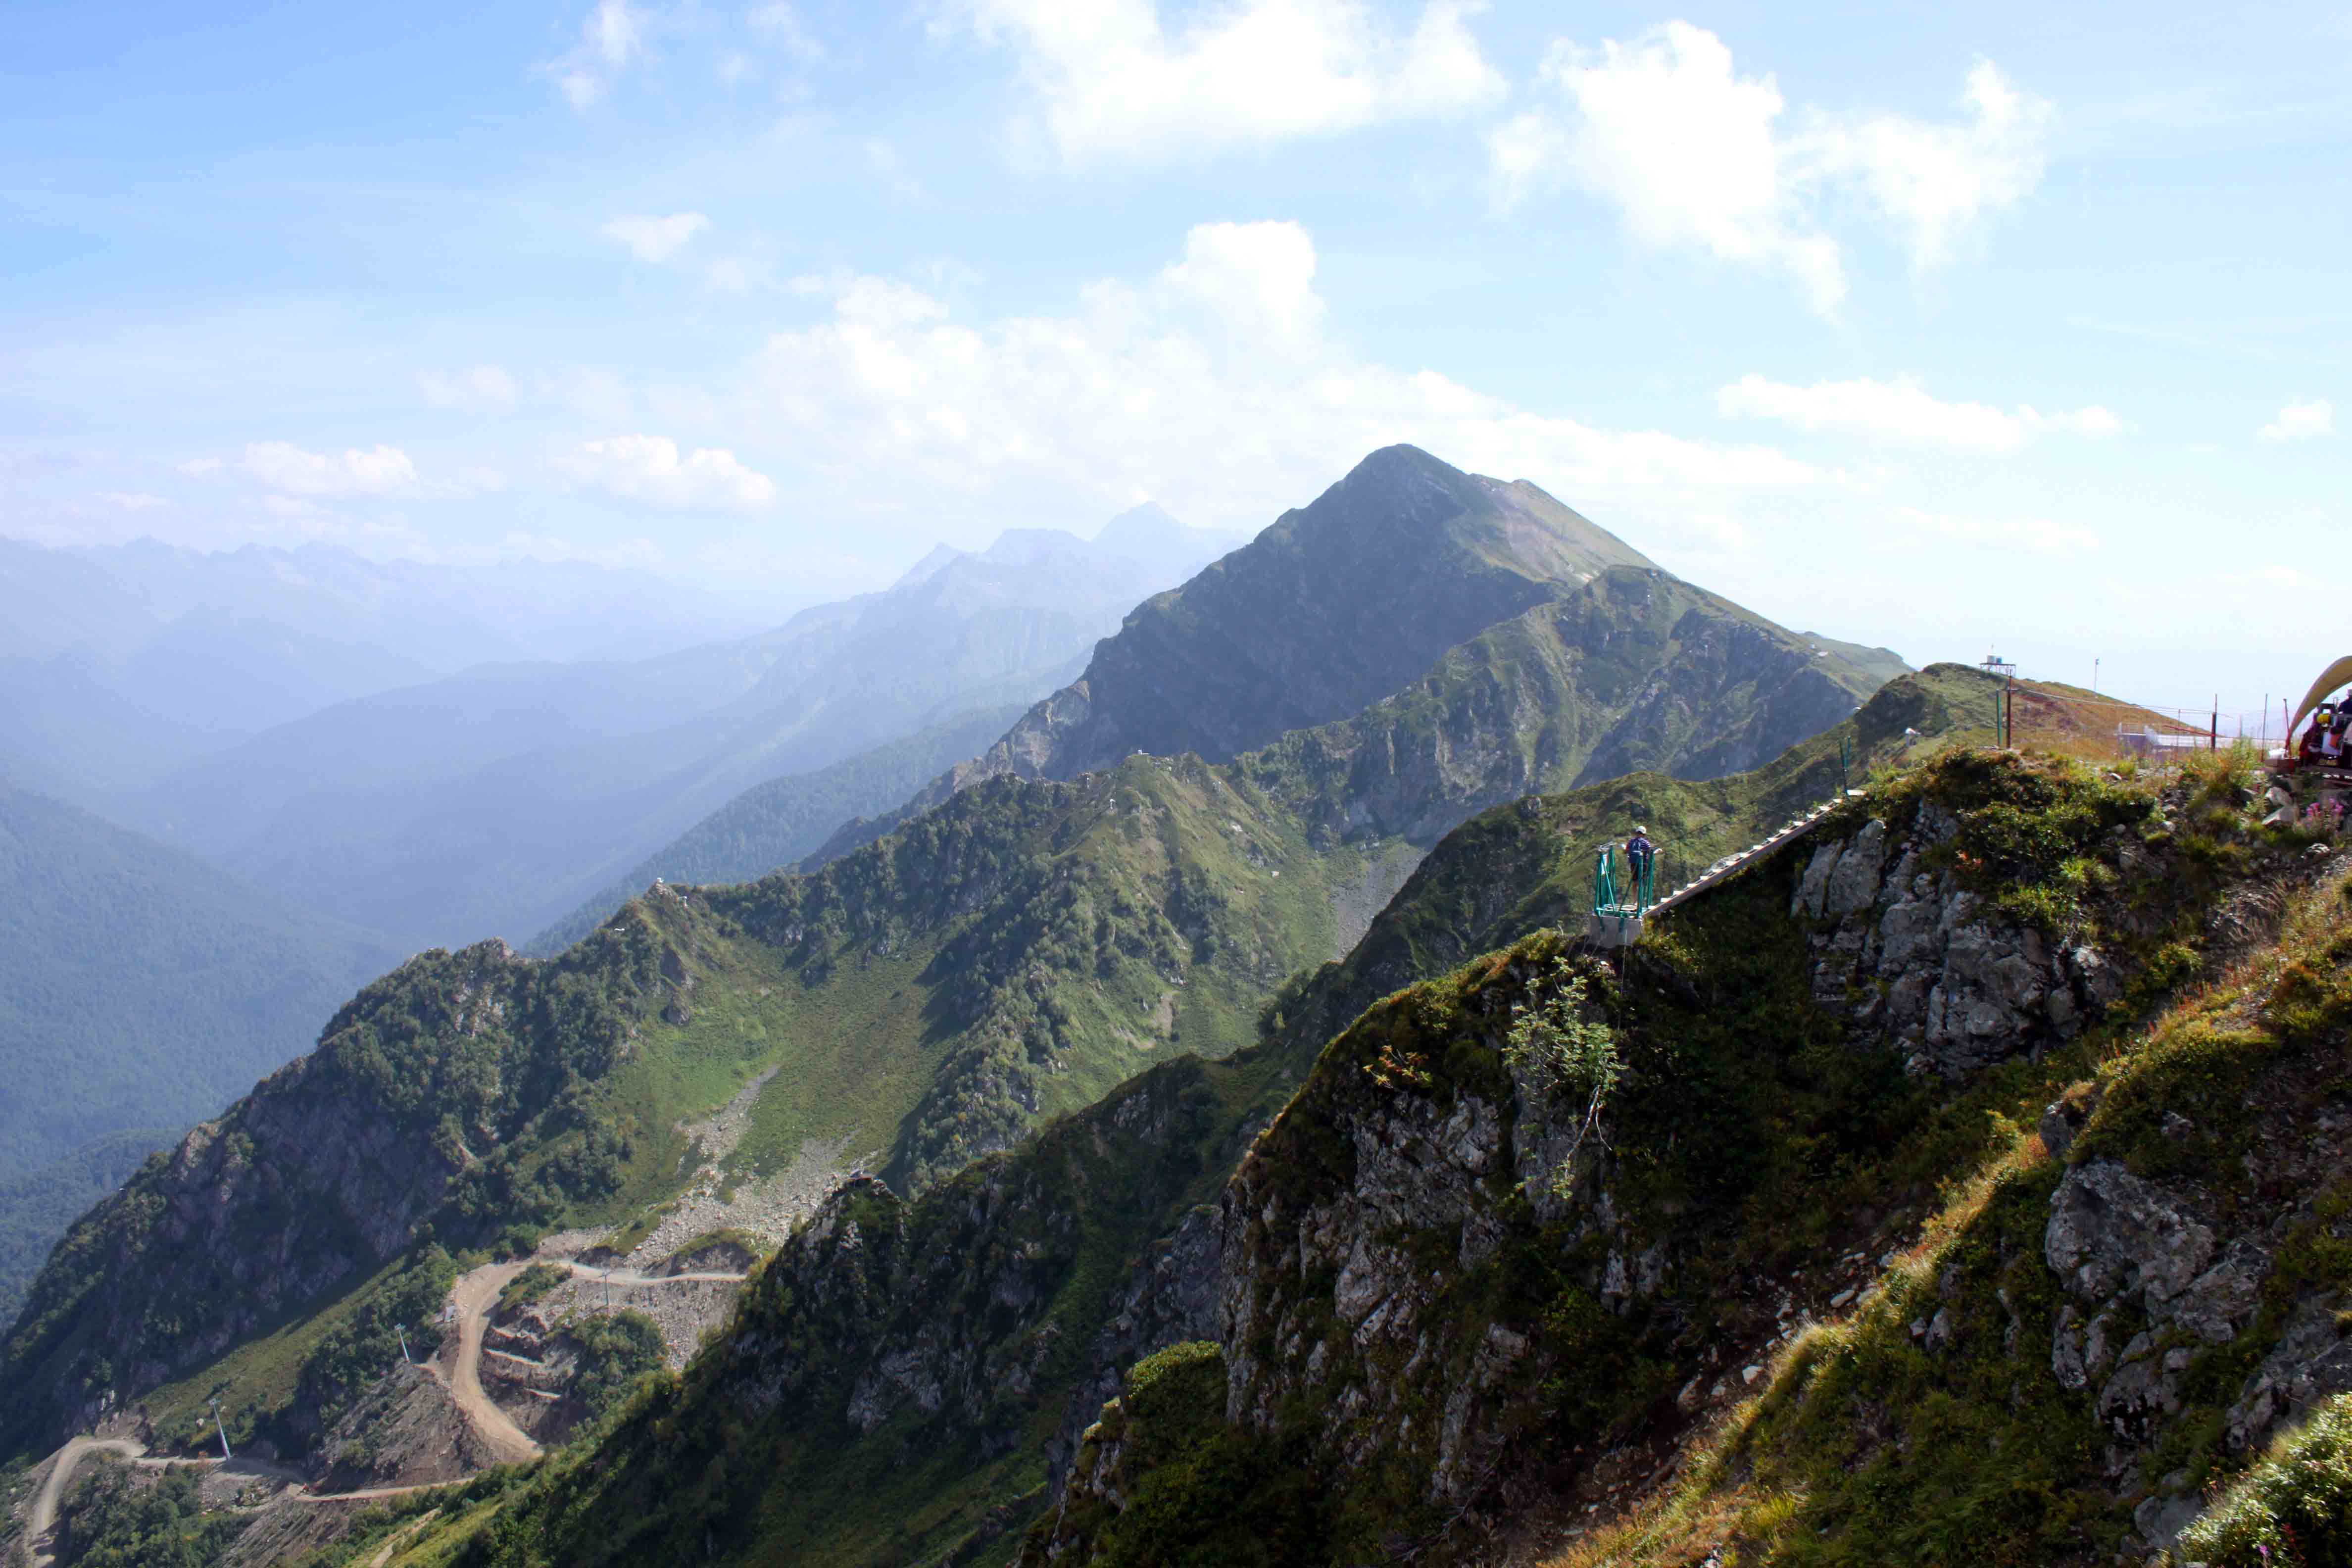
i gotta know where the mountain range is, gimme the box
[0,444,1906,1467]
[0,539,786,810]
[120,509,1248,951]
[0,778,399,1324]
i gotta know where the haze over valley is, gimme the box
[3,3,2348,1566]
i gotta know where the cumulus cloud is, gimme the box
[600,212,712,264]
[949,0,1504,157]
[2260,398,2335,442]
[562,434,778,508]
[1807,62,2054,285]
[238,442,419,496]
[748,219,1829,547]
[548,0,647,110]
[418,366,518,413]
[1492,23,2052,315]
[1717,374,2119,453]
[1892,506,2098,556]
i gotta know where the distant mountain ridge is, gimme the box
[807,446,1884,866]
[525,701,1029,957]
[0,538,781,807]
[126,513,1249,951]
[954,447,1657,783]
[0,778,400,1326]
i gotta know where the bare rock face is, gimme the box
[1043,1202,1226,1493]
[1793,803,2125,1079]
[1218,1056,1537,1505]
[2043,1159,2274,1448]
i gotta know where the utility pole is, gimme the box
[2093,658,2100,693]
[209,1398,231,1462]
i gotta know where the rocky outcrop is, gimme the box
[2044,1159,2273,1440]
[1043,1203,1226,1491]
[1792,800,2128,1078]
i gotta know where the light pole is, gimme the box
[209,1398,232,1462]
[396,1323,413,1366]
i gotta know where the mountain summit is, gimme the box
[964,445,1655,784]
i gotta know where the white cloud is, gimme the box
[1804,62,2054,284]
[600,212,712,264]
[1718,374,2119,453]
[548,0,648,110]
[93,491,168,511]
[562,434,778,508]
[950,0,1504,158]
[1492,22,1843,315]
[238,441,419,496]
[748,219,1830,549]
[418,365,518,413]
[1493,23,2052,315]
[2260,398,2335,442]
[749,1,826,64]
[1893,506,2099,556]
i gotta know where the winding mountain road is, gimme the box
[440,1260,542,1467]
[19,1250,761,1564]
[23,1440,307,1568]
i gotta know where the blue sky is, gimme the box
[3,0,2348,719]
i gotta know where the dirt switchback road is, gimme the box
[25,1438,142,1563]
[440,1259,543,1467]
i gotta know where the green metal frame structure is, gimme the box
[1591,843,1657,918]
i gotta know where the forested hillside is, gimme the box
[301,668,1978,1568]
[0,781,398,1323]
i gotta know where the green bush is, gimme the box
[498,1262,570,1314]
[561,1309,667,1417]
[55,1458,250,1567]
[2174,1391,2352,1566]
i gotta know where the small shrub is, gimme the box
[1504,958,1623,1192]
[498,1262,570,1314]
[2173,1391,2352,1565]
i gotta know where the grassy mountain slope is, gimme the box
[336,673,1973,1568]
[526,702,1028,958]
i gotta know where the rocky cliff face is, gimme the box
[1024,751,2348,1566]
[1793,796,2130,1078]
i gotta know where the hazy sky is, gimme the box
[3,0,2347,717]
